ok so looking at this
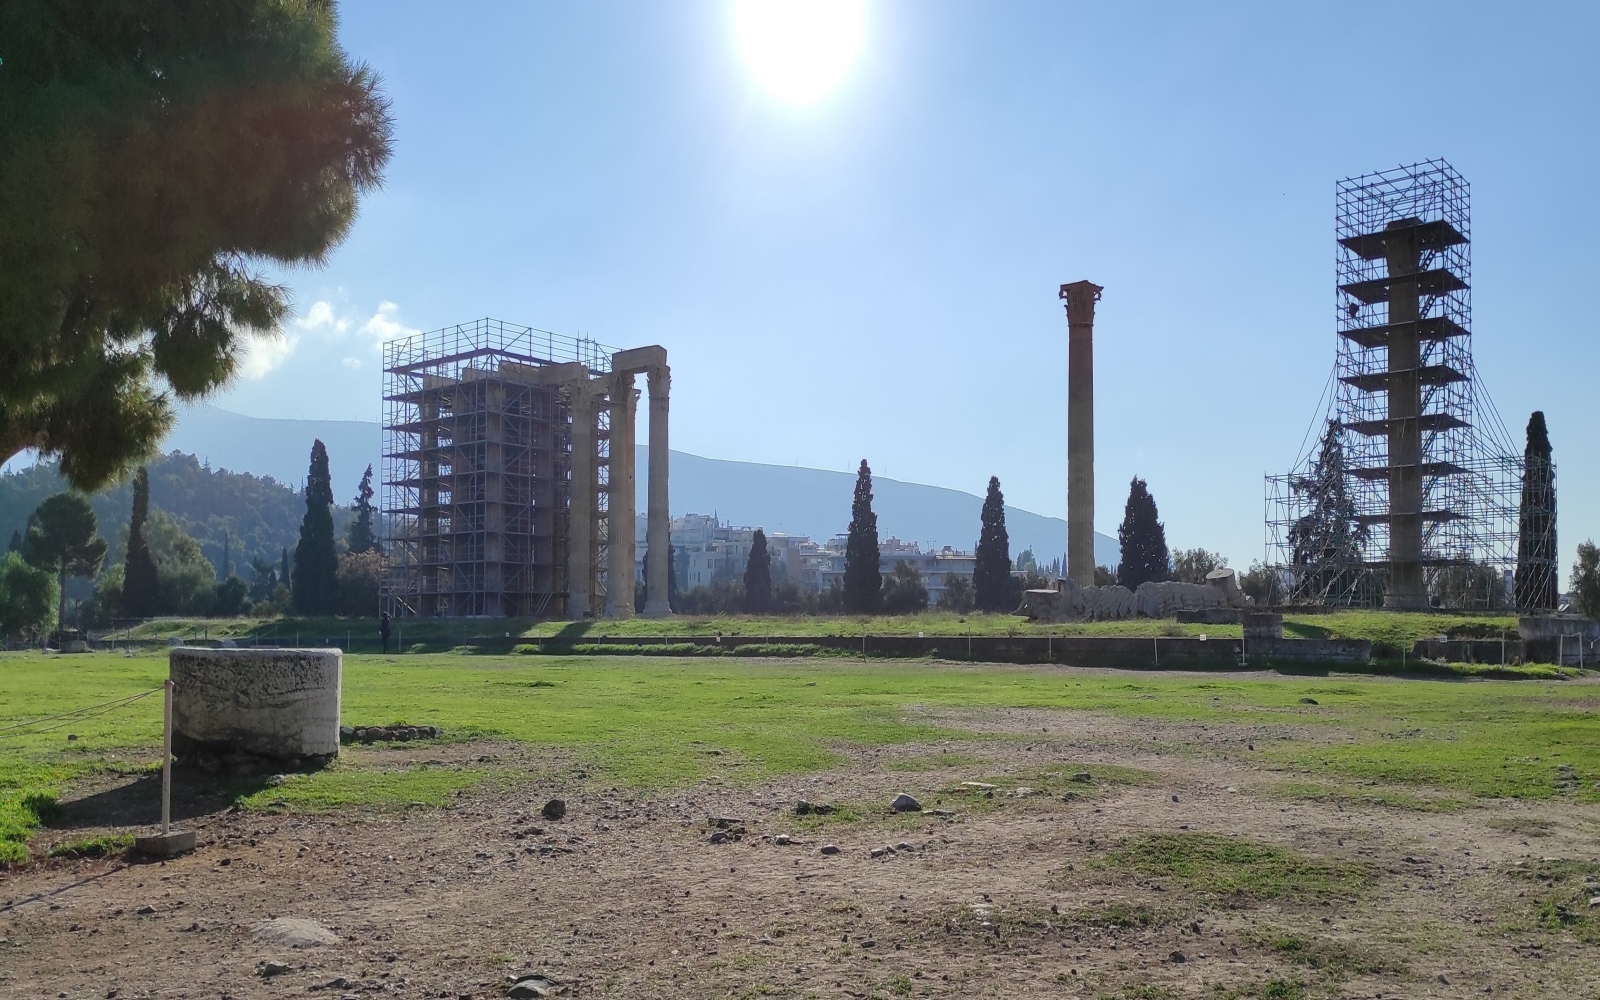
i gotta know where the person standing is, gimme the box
[380,612,392,655]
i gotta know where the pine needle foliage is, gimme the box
[843,460,881,613]
[0,0,394,489]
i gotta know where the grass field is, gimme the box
[110,608,1523,647]
[2,648,1594,864]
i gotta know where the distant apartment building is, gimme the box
[816,536,977,607]
[632,515,972,599]
[632,513,827,591]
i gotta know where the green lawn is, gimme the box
[111,608,1522,647]
[2,649,1594,864]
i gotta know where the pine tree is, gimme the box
[843,460,881,613]
[292,440,339,615]
[123,467,159,617]
[1287,420,1368,602]
[743,529,772,613]
[1572,540,1600,620]
[1515,411,1557,610]
[348,464,379,554]
[973,476,1013,611]
[1116,476,1170,590]
[25,493,107,639]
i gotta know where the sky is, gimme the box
[210,0,1599,575]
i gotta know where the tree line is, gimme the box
[0,440,384,644]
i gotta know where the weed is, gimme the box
[1075,902,1161,929]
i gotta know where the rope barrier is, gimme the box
[0,687,162,739]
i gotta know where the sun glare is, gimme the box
[733,0,866,106]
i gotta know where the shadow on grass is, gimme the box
[42,768,278,831]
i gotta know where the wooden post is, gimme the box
[161,678,174,835]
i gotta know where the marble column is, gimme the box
[605,373,638,618]
[566,379,598,619]
[642,364,672,618]
[1060,280,1103,588]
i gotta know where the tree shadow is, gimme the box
[42,768,276,831]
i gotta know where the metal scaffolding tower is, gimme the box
[382,319,617,618]
[1266,160,1541,610]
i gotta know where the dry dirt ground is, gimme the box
[3,702,1597,1000]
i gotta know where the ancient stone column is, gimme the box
[1060,280,1103,587]
[566,379,599,619]
[642,364,672,618]
[605,373,638,619]
[1383,224,1426,609]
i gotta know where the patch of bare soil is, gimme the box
[3,710,1597,1000]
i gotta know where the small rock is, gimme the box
[820,844,840,855]
[890,793,922,813]
[1299,697,1319,705]
[870,846,890,858]
[774,834,794,846]
[709,817,744,829]
[811,802,836,815]
[1169,951,1186,964]
[795,800,812,815]
[1588,897,1600,908]
[252,917,339,949]
[708,831,729,845]
[508,975,554,999]
[1171,794,1179,802]
[1071,772,1093,783]
[541,799,566,821]
[135,905,156,915]
[895,842,913,852]
[258,961,291,978]
[960,781,997,790]
[1437,974,1450,985]
[932,809,956,817]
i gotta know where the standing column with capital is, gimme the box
[566,378,598,619]
[1060,280,1103,587]
[642,364,672,617]
[605,374,638,618]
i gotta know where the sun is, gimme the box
[732,0,866,106]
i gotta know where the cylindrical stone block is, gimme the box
[170,648,342,765]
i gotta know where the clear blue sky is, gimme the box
[212,0,1598,575]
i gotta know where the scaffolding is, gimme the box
[1266,161,1548,609]
[382,319,617,618]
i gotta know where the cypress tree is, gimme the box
[973,476,1013,611]
[843,460,881,613]
[1116,476,1170,591]
[1515,411,1557,610]
[743,529,772,613]
[281,547,291,590]
[8,530,22,553]
[348,464,379,554]
[292,439,339,614]
[123,467,159,617]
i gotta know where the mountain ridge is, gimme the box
[164,404,1118,567]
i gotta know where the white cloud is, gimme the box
[299,300,352,336]
[361,301,420,347]
[341,357,363,370]
[236,329,299,380]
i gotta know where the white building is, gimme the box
[816,536,976,606]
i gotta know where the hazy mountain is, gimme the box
[160,405,1118,567]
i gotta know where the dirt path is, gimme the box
[3,709,1596,999]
